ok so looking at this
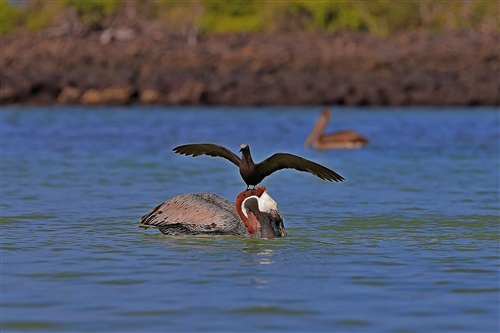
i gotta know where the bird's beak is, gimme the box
[239,148,243,153]
[269,213,286,237]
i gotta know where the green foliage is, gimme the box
[24,2,66,31]
[201,0,263,32]
[63,0,122,25]
[1,0,498,35]
[0,2,21,34]
[284,1,366,31]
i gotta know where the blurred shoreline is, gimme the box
[1,30,499,106]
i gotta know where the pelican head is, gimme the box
[236,186,286,238]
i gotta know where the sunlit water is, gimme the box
[2,106,499,332]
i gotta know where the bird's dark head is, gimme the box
[239,143,249,153]
[267,210,286,238]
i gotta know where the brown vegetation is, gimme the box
[1,30,498,106]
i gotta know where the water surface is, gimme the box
[2,106,499,332]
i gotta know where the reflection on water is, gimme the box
[243,248,276,265]
[2,106,499,332]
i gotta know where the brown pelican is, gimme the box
[173,143,344,189]
[139,187,286,238]
[304,109,369,150]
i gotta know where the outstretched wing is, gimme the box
[257,153,345,182]
[173,143,241,167]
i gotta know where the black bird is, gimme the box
[173,143,345,189]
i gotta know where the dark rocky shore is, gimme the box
[1,31,498,106]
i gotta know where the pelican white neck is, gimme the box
[241,190,280,218]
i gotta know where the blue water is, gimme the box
[2,106,499,332]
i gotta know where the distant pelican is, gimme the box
[139,187,286,238]
[304,109,369,150]
[173,143,344,189]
